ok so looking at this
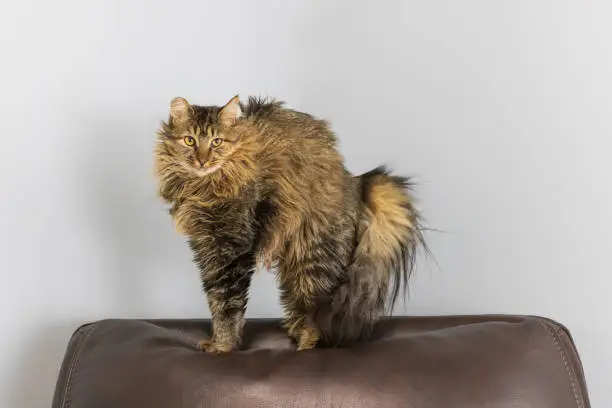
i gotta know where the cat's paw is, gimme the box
[296,326,320,351]
[196,339,232,353]
[282,315,305,340]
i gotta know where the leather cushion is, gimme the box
[52,316,591,408]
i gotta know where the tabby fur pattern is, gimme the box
[154,95,425,351]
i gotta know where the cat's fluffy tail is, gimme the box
[316,166,426,346]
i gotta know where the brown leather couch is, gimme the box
[52,315,590,407]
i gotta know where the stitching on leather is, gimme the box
[59,323,97,408]
[553,325,589,408]
[537,320,583,408]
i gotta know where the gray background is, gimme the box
[1,1,608,406]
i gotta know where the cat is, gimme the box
[154,95,426,352]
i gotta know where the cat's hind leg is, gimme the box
[278,265,337,351]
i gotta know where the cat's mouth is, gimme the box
[191,161,223,177]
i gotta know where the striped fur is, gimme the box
[154,95,426,351]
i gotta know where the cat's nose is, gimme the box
[194,159,204,168]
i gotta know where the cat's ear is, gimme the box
[218,95,242,127]
[169,97,191,125]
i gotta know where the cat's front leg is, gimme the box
[198,252,255,353]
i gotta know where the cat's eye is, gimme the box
[184,136,196,147]
[211,138,223,147]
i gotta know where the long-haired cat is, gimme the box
[154,95,425,351]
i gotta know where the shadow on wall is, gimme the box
[78,115,196,316]
[6,113,192,407]
[75,117,170,314]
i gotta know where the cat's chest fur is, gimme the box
[169,178,259,237]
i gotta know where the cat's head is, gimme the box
[157,95,248,177]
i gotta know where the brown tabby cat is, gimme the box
[154,95,425,352]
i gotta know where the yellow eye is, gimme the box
[211,138,223,147]
[184,136,195,147]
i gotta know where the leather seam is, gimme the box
[59,323,97,408]
[538,320,583,408]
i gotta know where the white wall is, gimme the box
[1,1,609,406]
